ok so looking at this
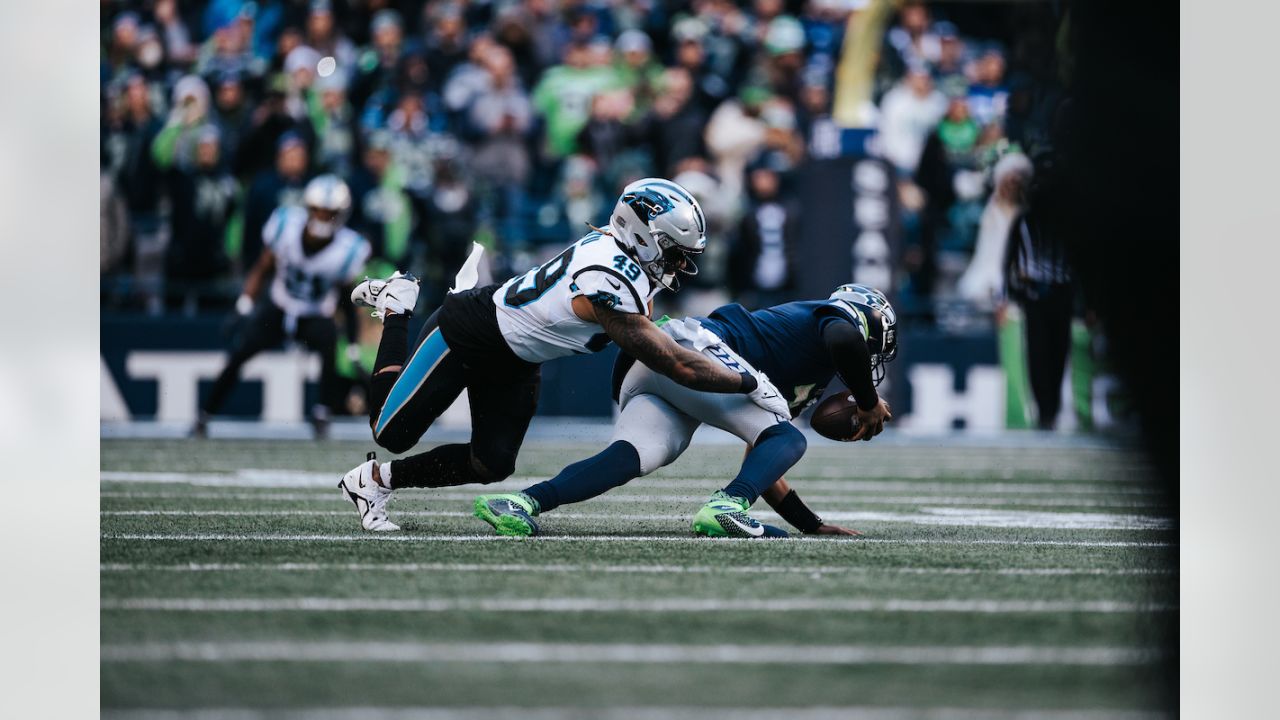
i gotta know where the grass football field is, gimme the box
[101,436,1176,719]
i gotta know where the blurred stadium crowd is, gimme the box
[100,0,1062,320]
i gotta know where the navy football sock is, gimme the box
[524,441,642,513]
[722,423,808,505]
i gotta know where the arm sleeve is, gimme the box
[821,319,880,411]
[570,266,646,315]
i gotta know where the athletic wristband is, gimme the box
[235,294,254,316]
[776,490,824,534]
[738,372,758,394]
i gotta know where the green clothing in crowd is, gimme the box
[533,65,622,158]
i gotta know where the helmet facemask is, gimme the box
[648,231,703,291]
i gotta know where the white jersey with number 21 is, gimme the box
[493,231,659,364]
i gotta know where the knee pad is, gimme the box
[756,422,807,464]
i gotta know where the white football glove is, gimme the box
[747,371,791,418]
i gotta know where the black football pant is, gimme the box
[203,302,341,415]
[1021,286,1073,430]
[366,310,540,488]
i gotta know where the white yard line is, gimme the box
[98,490,1170,508]
[100,532,1174,547]
[99,640,1159,665]
[99,471,1160,496]
[101,508,1173,531]
[100,597,1174,613]
[99,561,1174,577]
[100,709,1168,720]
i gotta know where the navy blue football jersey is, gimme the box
[697,300,868,412]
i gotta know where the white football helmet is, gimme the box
[608,177,707,290]
[302,174,352,239]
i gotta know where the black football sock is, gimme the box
[368,314,410,426]
[523,441,642,514]
[721,423,808,505]
[388,444,483,489]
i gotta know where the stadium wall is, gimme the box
[101,315,1123,433]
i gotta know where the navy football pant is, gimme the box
[367,310,540,488]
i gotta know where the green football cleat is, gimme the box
[473,493,540,537]
[692,491,789,538]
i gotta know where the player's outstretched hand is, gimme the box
[813,523,863,536]
[851,399,892,442]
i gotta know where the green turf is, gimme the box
[100,438,1176,716]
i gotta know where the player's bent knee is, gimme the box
[757,422,807,464]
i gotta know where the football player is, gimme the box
[473,284,898,538]
[338,178,789,531]
[194,175,370,439]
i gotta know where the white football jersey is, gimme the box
[263,206,371,317]
[493,231,660,363]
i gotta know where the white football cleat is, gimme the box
[351,271,420,320]
[338,452,399,532]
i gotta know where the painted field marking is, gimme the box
[100,471,1161,496]
[99,562,1175,577]
[100,640,1159,665]
[100,533,1175,548]
[100,508,1173,531]
[100,597,1175,613]
[100,709,1169,720]
[99,490,1171,509]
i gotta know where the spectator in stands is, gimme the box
[937,94,981,165]
[165,126,238,312]
[443,34,500,125]
[577,90,637,189]
[242,134,310,268]
[153,0,196,66]
[235,75,316,179]
[932,22,969,98]
[671,17,730,115]
[533,42,620,159]
[419,152,479,308]
[759,16,808,103]
[283,45,322,122]
[957,152,1032,307]
[105,73,164,262]
[210,72,249,172]
[152,75,217,173]
[967,47,1010,128]
[348,131,412,263]
[350,9,405,112]
[469,45,534,187]
[613,30,663,116]
[305,0,357,79]
[878,64,947,175]
[311,73,357,177]
[886,1,941,70]
[195,19,256,80]
[424,3,470,92]
[797,69,841,159]
[729,156,800,308]
[638,67,707,178]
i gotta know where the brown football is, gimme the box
[810,393,860,441]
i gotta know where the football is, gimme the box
[810,393,861,441]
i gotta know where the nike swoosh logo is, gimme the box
[607,279,622,290]
[723,514,764,537]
